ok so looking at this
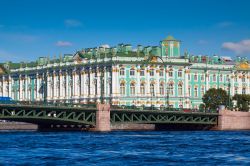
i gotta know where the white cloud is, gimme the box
[100,44,110,48]
[64,19,82,27]
[217,21,233,28]
[56,41,73,47]
[222,39,250,54]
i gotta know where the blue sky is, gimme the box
[0,0,250,62]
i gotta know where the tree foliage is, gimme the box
[233,94,250,112]
[202,88,230,109]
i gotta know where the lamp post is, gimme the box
[228,79,231,109]
[166,85,170,109]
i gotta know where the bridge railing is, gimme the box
[0,100,218,113]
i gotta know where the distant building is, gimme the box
[0,36,249,108]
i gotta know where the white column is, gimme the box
[205,70,209,91]
[46,72,51,100]
[24,75,28,100]
[59,71,63,100]
[96,67,101,98]
[80,68,85,98]
[89,67,94,99]
[85,70,89,99]
[8,76,12,98]
[65,71,69,100]
[184,68,189,108]
[146,67,150,97]
[75,71,80,99]
[72,70,76,98]
[136,66,140,98]
[155,66,160,98]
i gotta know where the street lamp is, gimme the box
[228,79,231,109]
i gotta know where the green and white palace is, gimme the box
[0,36,249,108]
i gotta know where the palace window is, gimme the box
[188,74,190,80]
[140,83,145,95]
[130,82,136,95]
[120,68,125,76]
[150,83,155,96]
[234,76,237,82]
[159,83,164,95]
[150,69,154,76]
[178,70,182,77]
[130,69,135,76]
[226,75,230,81]
[140,69,145,76]
[159,69,164,77]
[235,87,238,94]
[169,70,173,77]
[188,86,191,96]
[201,86,205,96]
[242,87,246,94]
[213,74,216,82]
[242,76,245,82]
[194,87,198,97]
[178,84,183,96]
[120,82,125,95]
[220,75,223,82]
[168,83,174,96]
[201,75,204,81]
[194,74,198,81]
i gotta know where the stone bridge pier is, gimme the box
[93,104,111,132]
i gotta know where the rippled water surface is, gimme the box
[0,131,250,165]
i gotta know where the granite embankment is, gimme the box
[0,122,37,130]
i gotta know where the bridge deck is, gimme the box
[0,104,218,126]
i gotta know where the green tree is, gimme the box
[233,94,250,112]
[202,88,230,109]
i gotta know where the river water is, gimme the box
[0,131,249,165]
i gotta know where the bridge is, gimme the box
[0,104,218,131]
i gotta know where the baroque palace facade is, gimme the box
[0,36,249,108]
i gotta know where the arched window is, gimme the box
[220,74,223,81]
[194,73,198,81]
[178,70,182,77]
[213,74,216,82]
[140,69,145,76]
[159,69,164,77]
[120,68,125,76]
[234,75,238,82]
[130,68,135,76]
[168,83,174,96]
[159,82,164,95]
[150,69,154,76]
[242,87,246,94]
[201,86,205,96]
[242,76,246,82]
[201,74,205,81]
[235,87,238,94]
[150,83,155,96]
[169,69,173,77]
[178,83,183,96]
[130,82,136,95]
[140,83,145,95]
[120,82,125,95]
[194,86,198,97]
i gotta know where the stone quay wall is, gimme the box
[0,122,38,130]
[216,110,250,130]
